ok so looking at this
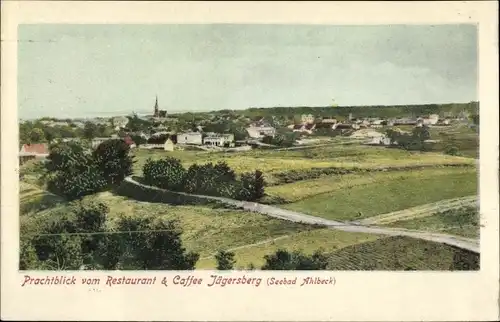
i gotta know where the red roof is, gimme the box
[123,136,135,145]
[20,143,49,154]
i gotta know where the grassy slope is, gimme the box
[324,236,479,270]
[21,192,318,258]
[279,168,477,221]
[382,207,480,239]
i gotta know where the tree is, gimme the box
[261,249,328,270]
[45,141,87,172]
[29,128,45,143]
[215,250,236,270]
[43,127,58,143]
[83,122,99,140]
[115,216,199,270]
[262,136,273,144]
[72,201,109,266]
[143,157,186,190]
[92,139,134,185]
[412,126,431,142]
[31,214,84,270]
[238,170,265,201]
[45,142,107,200]
[471,114,479,126]
[130,135,147,146]
[20,238,40,270]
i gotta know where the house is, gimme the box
[366,136,392,146]
[203,133,235,147]
[177,132,203,145]
[301,114,315,124]
[321,117,337,124]
[291,123,316,134]
[164,138,175,151]
[393,118,417,126]
[123,136,136,149]
[314,123,336,130]
[333,123,360,130]
[19,143,49,163]
[112,116,129,130]
[246,125,276,139]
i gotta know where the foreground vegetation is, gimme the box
[324,236,479,270]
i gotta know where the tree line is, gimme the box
[143,158,266,201]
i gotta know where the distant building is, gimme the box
[123,136,136,149]
[321,117,337,124]
[112,116,129,130]
[301,114,315,124]
[291,123,316,134]
[164,138,175,151]
[203,133,235,147]
[153,96,167,119]
[177,132,203,145]
[19,143,49,163]
[246,125,276,139]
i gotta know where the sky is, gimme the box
[18,24,478,119]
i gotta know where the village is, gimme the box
[18,96,474,160]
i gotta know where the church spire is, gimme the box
[154,95,159,117]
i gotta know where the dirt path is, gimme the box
[123,177,480,253]
[358,196,478,225]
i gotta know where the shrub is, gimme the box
[261,249,328,270]
[215,250,236,270]
[444,145,460,156]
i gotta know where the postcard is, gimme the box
[1,1,498,321]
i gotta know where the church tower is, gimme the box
[153,95,159,117]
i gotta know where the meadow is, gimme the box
[271,167,477,221]
[382,206,480,239]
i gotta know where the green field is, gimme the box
[324,236,479,270]
[382,206,480,239]
[277,168,477,221]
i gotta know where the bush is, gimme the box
[47,165,106,201]
[444,145,460,156]
[215,250,236,270]
[261,249,328,270]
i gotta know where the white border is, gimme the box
[1,1,499,321]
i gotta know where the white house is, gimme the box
[246,126,276,139]
[177,132,203,145]
[321,117,337,124]
[203,133,235,147]
[301,114,315,124]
